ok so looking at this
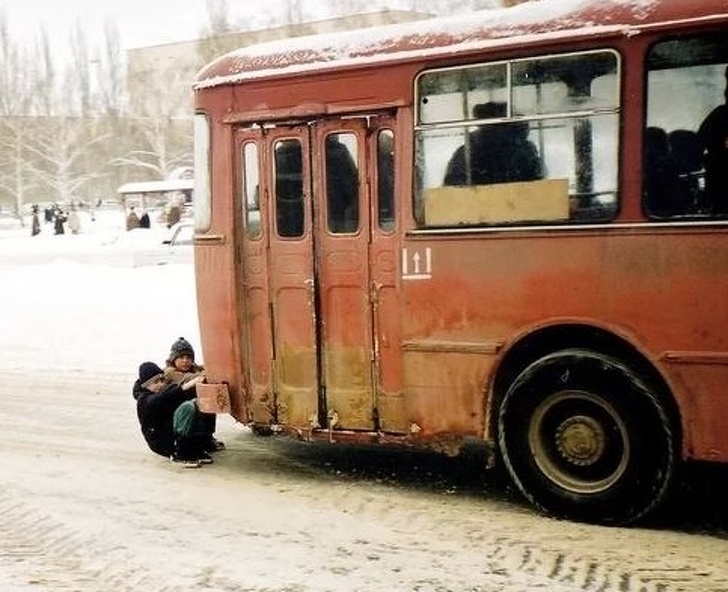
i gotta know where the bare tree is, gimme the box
[69,22,92,116]
[0,117,43,221]
[113,116,191,181]
[205,0,232,33]
[0,13,34,117]
[197,0,239,65]
[94,21,124,119]
[25,117,110,205]
[117,53,193,180]
[0,10,40,221]
[286,0,305,24]
[32,28,58,117]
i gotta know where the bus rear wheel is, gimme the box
[497,349,675,525]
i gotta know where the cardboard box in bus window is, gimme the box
[424,179,570,226]
[196,382,232,414]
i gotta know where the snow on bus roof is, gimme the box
[117,179,194,195]
[195,0,663,89]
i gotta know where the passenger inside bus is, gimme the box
[644,126,694,217]
[274,139,305,237]
[669,129,705,211]
[443,102,543,187]
[377,130,395,230]
[698,65,728,215]
[325,134,359,233]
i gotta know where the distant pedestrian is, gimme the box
[53,209,67,235]
[166,204,181,229]
[67,206,81,234]
[138,211,151,229]
[126,206,140,231]
[31,204,41,237]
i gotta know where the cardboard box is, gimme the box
[196,382,232,414]
[424,178,570,226]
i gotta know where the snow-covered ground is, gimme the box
[0,211,200,375]
[1,211,727,592]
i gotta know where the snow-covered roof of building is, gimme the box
[117,179,194,195]
[195,0,724,90]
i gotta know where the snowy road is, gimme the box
[0,227,727,591]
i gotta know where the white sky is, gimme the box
[2,0,221,51]
[0,0,418,55]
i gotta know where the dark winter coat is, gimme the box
[133,379,196,457]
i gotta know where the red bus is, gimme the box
[191,0,728,525]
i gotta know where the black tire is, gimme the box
[497,348,675,525]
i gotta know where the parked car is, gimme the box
[132,222,193,266]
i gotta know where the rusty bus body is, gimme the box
[192,0,728,524]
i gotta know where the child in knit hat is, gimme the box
[132,360,213,468]
[164,336,205,387]
[163,337,225,453]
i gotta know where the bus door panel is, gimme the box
[313,120,375,430]
[266,127,319,428]
[312,115,405,433]
[236,129,274,424]
[367,123,407,434]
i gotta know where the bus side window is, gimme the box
[645,33,726,219]
[274,139,305,238]
[325,133,359,234]
[243,142,261,237]
[414,51,620,227]
[377,129,395,231]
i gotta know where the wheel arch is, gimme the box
[487,322,681,451]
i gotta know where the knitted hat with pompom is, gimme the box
[168,337,194,363]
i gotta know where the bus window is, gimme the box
[414,51,619,227]
[192,113,211,233]
[645,33,728,219]
[243,142,261,237]
[274,139,304,238]
[418,63,507,124]
[325,133,359,233]
[377,129,395,232]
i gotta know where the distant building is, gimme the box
[126,10,430,118]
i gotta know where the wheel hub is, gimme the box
[554,415,605,466]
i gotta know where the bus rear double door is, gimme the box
[239,116,402,434]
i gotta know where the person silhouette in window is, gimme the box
[697,66,728,215]
[326,136,359,233]
[274,140,305,237]
[444,101,543,186]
